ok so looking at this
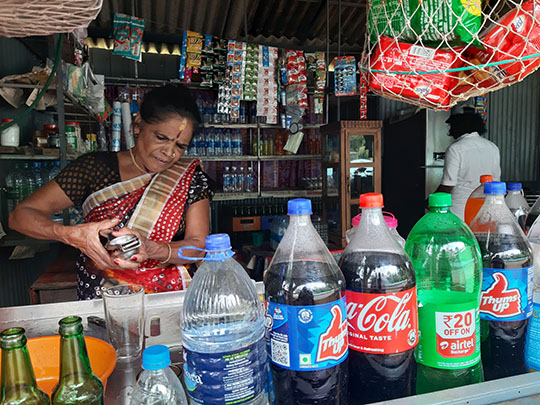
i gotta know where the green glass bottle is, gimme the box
[0,327,49,405]
[51,316,103,405]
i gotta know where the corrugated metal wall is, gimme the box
[487,71,540,184]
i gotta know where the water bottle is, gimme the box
[181,234,268,404]
[245,166,254,193]
[5,163,25,213]
[130,345,187,404]
[406,192,484,394]
[224,130,232,156]
[237,166,245,192]
[265,199,348,403]
[525,216,540,371]
[214,129,223,156]
[32,162,45,190]
[22,162,36,198]
[506,182,529,231]
[230,166,237,193]
[465,175,493,225]
[48,161,61,181]
[231,129,240,156]
[223,166,230,193]
[470,181,533,380]
[206,130,215,156]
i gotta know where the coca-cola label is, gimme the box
[346,288,418,354]
[266,298,348,371]
[416,291,481,370]
[480,267,533,322]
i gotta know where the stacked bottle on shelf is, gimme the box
[185,129,243,157]
[222,165,254,193]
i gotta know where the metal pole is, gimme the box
[337,0,342,121]
[132,0,139,79]
[326,0,330,125]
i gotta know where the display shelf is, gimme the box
[213,192,260,201]
[200,155,258,162]
[260,189,322,198]
[0,154,59,160]
[259,154,321,161]
[0,232,55,247]
[202,123,258,129]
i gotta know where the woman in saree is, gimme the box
[9,84,213,299]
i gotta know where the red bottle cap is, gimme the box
[359,193,384,208]
[480,175,493,183]
[1,118,13,123]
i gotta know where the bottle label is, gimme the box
[526,302,540,371]
[346,287,418,354]
[480,267,533,321]
[266,297,348,371]
[183,337,267,404]
[416,298,481,369]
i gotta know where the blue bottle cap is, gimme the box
[142,345,170,370]
[484,181,507,195]
[205,233,232,251]
[288,198,312,215]
[507,182,522,191]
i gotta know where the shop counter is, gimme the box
[1,284,539,405]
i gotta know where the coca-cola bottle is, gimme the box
[265,198,348,404]
[340,193,418,403]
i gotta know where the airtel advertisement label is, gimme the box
[346,287,418,354]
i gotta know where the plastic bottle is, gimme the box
[5,163,25,213]
[214,129,223,156]
[32,162,45,190]
[0,327,50,404]
[464,174,493,225]
[21,162,36,198]
[245,166,254,193]
[130,345,187,404]
[405,192,484,394]
[340,193,417,403]
[506,182,529,231]
[525,216,540,371]
[223,166,230,193]
[347,211,405,246]
[237,166,245,192]
[206,130,215,156]
[0,119,20,147]
[230,166,237,193]
[470,181,533,380]
[265,199,348,403]
[52,316,103,404]
[223,130,232,156]
[181,234,267,404]
[48,161,61,182]
[231,129,240,156]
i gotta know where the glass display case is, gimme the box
[321,120,382,248]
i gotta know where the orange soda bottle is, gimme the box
[464,174,493,225]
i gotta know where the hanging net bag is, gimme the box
[363,0,540,110]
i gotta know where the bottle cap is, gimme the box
[359,193,384,208]
[484,181,506,195]
[507,182,522,191]
[352,212,398,228]
[428,192,452,208]
[142,345,171,370]
[205,234,231,251]
[288,198,312,215]
[1,118,13,123]
[480,174,493,183]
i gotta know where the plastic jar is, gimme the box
[1,119,20,147]
[43,124,59,148]
[65,125,77,152]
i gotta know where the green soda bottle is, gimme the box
[0,327,49,404]
[51,316,103,405]
[405,193,484,394]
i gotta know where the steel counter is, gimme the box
[1,284,540,404]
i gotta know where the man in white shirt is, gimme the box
[436,106,501,220]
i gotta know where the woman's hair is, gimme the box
[140,84,201,126]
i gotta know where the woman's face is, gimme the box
[134,114,194,172]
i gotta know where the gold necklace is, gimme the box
[129,148,147,174]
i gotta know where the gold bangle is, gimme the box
[159,242,172,264]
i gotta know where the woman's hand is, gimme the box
[109,227,149,269]
[66,218,121,270]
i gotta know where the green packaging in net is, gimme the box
[412,0,482,43]
[368,0,415,43]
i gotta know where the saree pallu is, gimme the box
[76,158,199,299]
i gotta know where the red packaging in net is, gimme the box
[369,37,464,108]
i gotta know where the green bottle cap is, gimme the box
[429,192,452,208]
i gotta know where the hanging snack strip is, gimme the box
[334,56,357,97]
[229,41,246,120]
[244,44,259,101]
[200,35,215,88]
[306,52,326,114]
[285,50,309,110]
[257,46,279,124]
